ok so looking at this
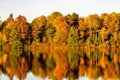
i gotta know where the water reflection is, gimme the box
[0,45,120,80]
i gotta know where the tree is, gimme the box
[0,21,7,32]
[100,27,108,42]
[67,26,79,47]
[65,13,79,26]
[45,12,62,43]
[101,12,120,33]
[86,14,102,31]
[0,20,2,30]
[8,28,23,58]
[31,16,46,42]
[78,17,87,31]
[85,14,103,44]
[9,28,22,49]
[45,27,56,43]
[53,16,69,44]
[47,12,63,24]
[3,14,15,41]
[78,17,87,42]
[15,15,31,42]
[0,32,7,57]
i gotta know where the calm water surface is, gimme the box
[0,46,120,80]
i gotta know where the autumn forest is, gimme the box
[0,12,120,80]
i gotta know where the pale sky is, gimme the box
[0,0,120,22]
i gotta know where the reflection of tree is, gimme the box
[3,49,28,80]
[87,66,103,79]
[46,53,56,79]
[5,56,15,80]
[32,54,46,79]
[1,47,120,80]
[53,50,68,80]
[8,52,18,69]
[103,62,119,79]
[78,63,87,76]
[16,54,29,80]
[67,48,79,79]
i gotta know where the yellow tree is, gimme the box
[0,32,7,58]
[85,14,103,44]
[104,13,119,32]
[46,12,69,44]
[67,26,79,47]
[53,16,69,44]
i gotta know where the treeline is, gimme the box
[1,12,120,49]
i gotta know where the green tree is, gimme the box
[45,27,56,43]
[0,33,6,57]
[67,26,79,47]
[9,28,22,58]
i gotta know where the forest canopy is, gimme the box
[0,12,120,47]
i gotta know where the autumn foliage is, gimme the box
[0,12,120,79]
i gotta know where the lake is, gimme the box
[0,45,120,80]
